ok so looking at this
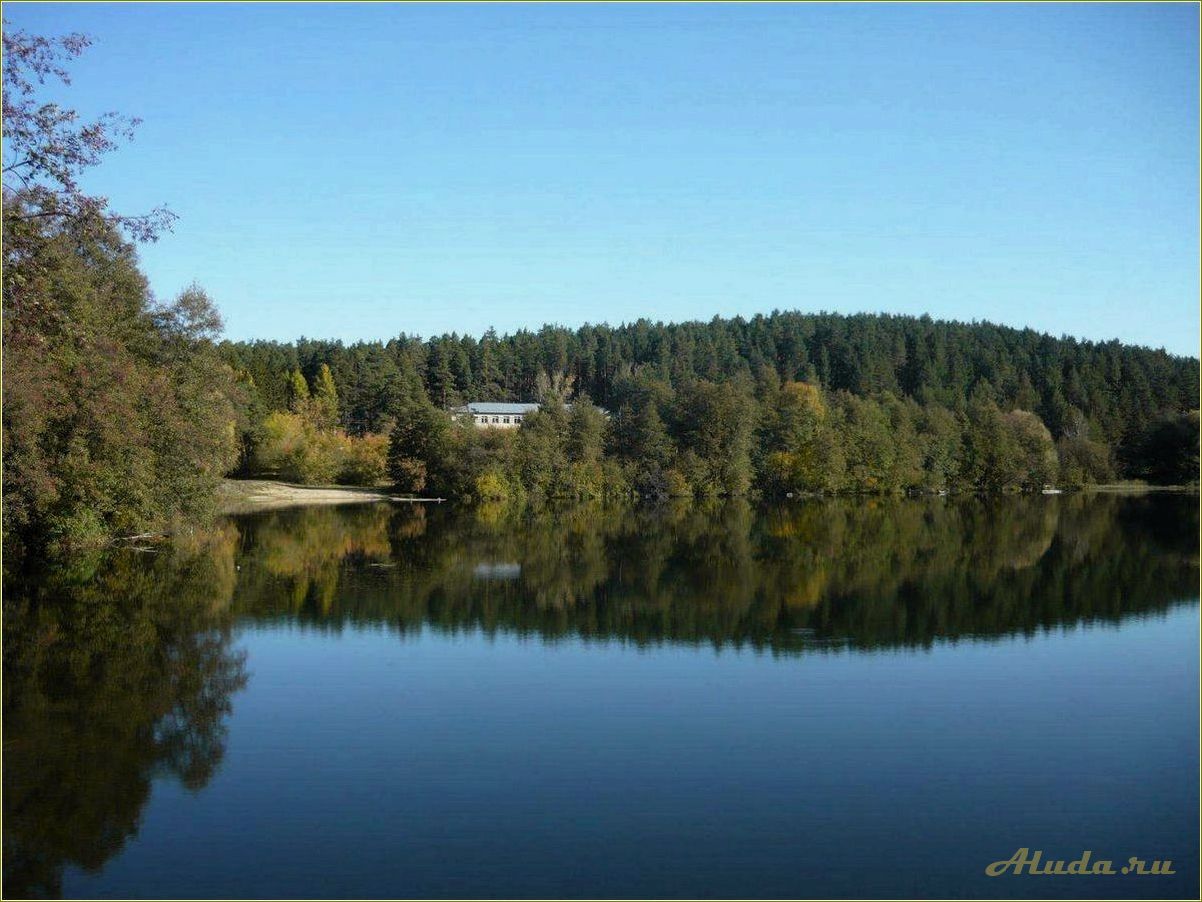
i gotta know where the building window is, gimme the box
[492,416,500,423]
[514,416,522,423]
[503,417,510,424]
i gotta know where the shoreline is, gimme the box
[216,478,1197,516]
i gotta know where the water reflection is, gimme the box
[2,494,1196,897]
[233,493,1198,650]
[3,527,248,898]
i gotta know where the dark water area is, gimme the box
[4,493,1198,899]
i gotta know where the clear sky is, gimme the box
[4,2,1199,355]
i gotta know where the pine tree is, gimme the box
[287,369,310,413]
[312,363,339,429]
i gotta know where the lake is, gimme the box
[4,493,1198,899]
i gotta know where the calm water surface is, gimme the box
[4,494,1198,899]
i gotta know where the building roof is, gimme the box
[454,401,607,417]
[456,402,541,415]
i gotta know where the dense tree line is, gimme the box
[221,313,1198,500]
[223,314,1199,446]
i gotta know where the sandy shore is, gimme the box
[216,479,398,515]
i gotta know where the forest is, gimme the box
[2,25,1199,558]
[217,313,1199,505]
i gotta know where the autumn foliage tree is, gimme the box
[253,364,386,485]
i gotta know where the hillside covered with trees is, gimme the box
[220,314,1198,503]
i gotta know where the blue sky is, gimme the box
[4,2,1199,355]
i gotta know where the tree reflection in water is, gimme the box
[2,493,1196,897]
[230,492,1198,649]
[3,526,248,898]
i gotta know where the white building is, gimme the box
[454,401,541,429]
[455,400,606,429]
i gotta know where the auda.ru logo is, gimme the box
[986,848,1176,877]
